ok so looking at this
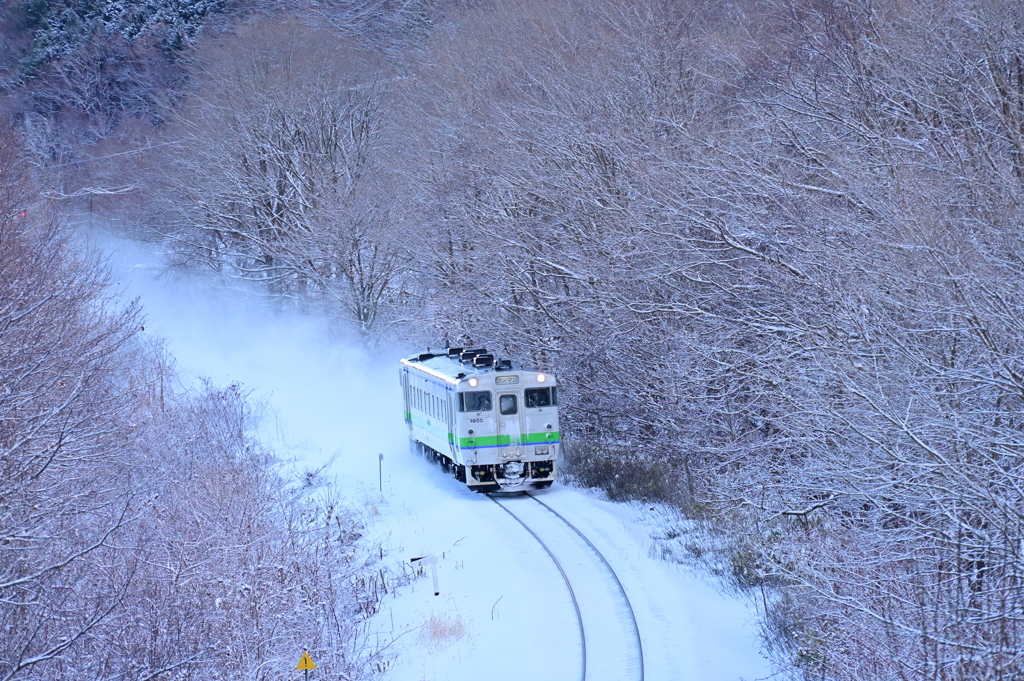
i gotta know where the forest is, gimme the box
[4,0,1024,679]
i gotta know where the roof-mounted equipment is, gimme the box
[460,348,486,363]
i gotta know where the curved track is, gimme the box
[489,493,645,681]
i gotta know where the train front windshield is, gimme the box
[459,391,492,411]
[525,387,556,408]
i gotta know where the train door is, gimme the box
[495,391,524,461]
[401,370,410,429]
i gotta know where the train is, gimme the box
[400,347,560,492]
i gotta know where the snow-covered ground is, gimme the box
[91,228,774,681]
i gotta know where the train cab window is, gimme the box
[499,394,518,415]
[525,387,552,408]
[459,391,492,412]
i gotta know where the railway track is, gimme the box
[489,492,645,681]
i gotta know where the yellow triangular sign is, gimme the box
[296,651,317,670]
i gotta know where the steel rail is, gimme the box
[489,495,586,681]
[526,492,645,681]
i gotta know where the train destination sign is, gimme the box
[495,375,520,384]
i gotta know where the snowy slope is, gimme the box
[92,229,773,681]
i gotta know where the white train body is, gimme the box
[400,347,559,492]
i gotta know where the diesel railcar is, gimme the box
[401,347,560,492]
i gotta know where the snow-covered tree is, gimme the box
[0,121,387,681]
[154,19,411,339]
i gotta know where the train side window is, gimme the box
[525,387,551,408]
[499,394,518,415]
[552,386,558,405]
[459,391,492,412]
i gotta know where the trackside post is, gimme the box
[410,555,439,595]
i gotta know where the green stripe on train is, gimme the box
[459,432,560,448]
[406,413,559,448]
[520,431,560,445]
[407,413,454,443]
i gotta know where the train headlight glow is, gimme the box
[537,373,547,383]
[468,377,478,387]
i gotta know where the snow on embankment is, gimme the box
[94,229,774,681]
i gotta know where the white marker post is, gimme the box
[378,453,383,492]
[410,555,439,595]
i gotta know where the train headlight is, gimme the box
[469,377,478,387]
[537,373,546,383]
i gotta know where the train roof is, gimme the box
[400,347,554,385]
